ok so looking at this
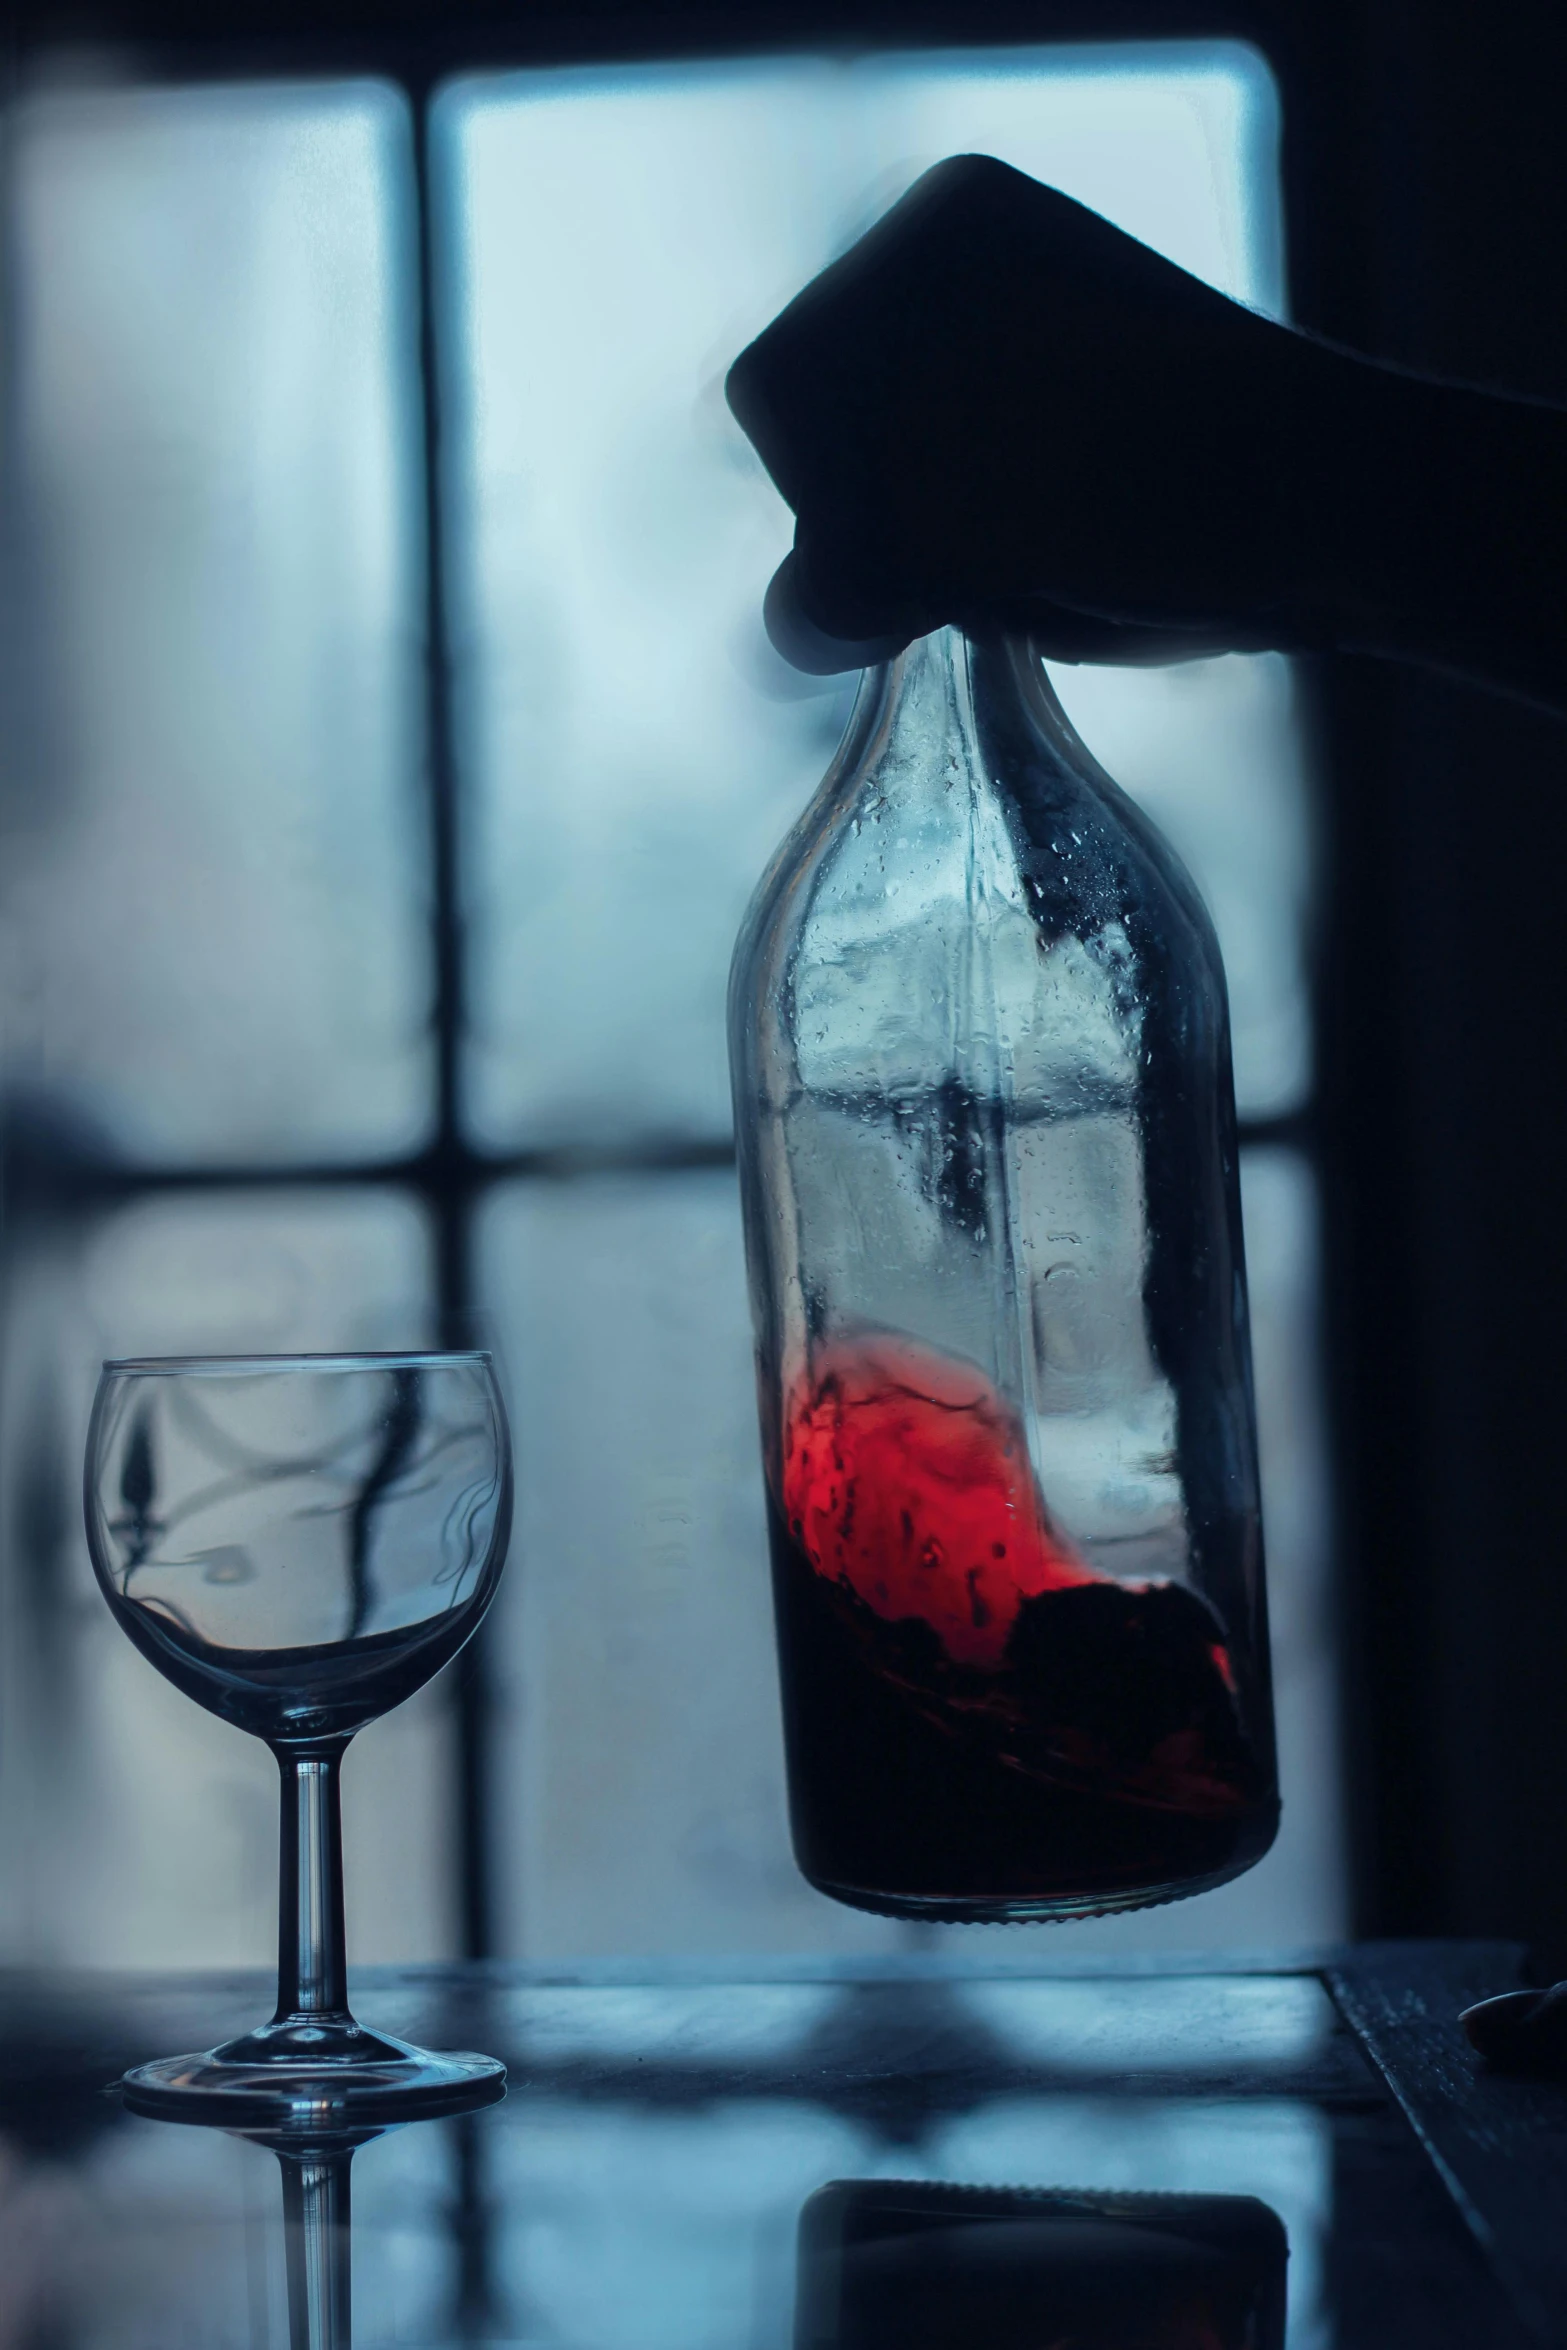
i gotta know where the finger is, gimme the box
[764,560,1273,679]
[763,555,911,675]
[995,600,1268,667]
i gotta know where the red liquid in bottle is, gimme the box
[769,1334,1274,1918]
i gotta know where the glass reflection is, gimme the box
[270,2131,359,2350]
[118,2087,500,2350]
[795,2180,1287,2350]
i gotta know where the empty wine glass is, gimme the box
[84,1351,513,2124]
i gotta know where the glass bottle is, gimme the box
[729,627,1279,1921]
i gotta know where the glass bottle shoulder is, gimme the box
[730,632,1229,1118]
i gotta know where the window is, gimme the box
[0,39,1339,1965]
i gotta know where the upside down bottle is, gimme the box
[729,629,1279,1920]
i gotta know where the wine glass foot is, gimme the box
[120,2037,505,2127]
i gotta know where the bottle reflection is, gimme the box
[795,2180,1287,2350]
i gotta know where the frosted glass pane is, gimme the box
[479,1170,907,1960]
[443,64,857,1151]
[0,1190,456,1968]
[444,44,1304,1147]
[867,45,1283,314]
[3,82,431,1164]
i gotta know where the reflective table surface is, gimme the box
[0,1947,1559,2346]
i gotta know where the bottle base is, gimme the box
[800,1806,1282,1925]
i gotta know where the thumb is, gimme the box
[763,553,914,676]
[789,517,939,651]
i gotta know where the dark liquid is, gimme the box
[770,1337,1276,1918]
[105,1592,476,1744]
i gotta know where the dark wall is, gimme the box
[1287,0,1567,1958]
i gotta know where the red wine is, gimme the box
[770,1335,1276,1918]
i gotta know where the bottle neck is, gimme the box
[877,625,983,772]
[865,626,1081,790]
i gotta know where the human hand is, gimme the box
[728,154,1354,672]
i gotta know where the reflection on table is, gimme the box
[795,2179,1287,2350]
[0,1963,1526,2346]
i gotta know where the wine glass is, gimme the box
[84,1350,513,2125]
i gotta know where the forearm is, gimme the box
[1320,356,1567,712]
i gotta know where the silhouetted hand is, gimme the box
[729,154,1567,712]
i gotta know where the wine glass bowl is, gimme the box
[87,1354,510,1743]
[84,1352,513,2125]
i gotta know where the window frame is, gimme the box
[2,0,1329,1962]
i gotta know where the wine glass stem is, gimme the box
[274,1742,352,2027]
